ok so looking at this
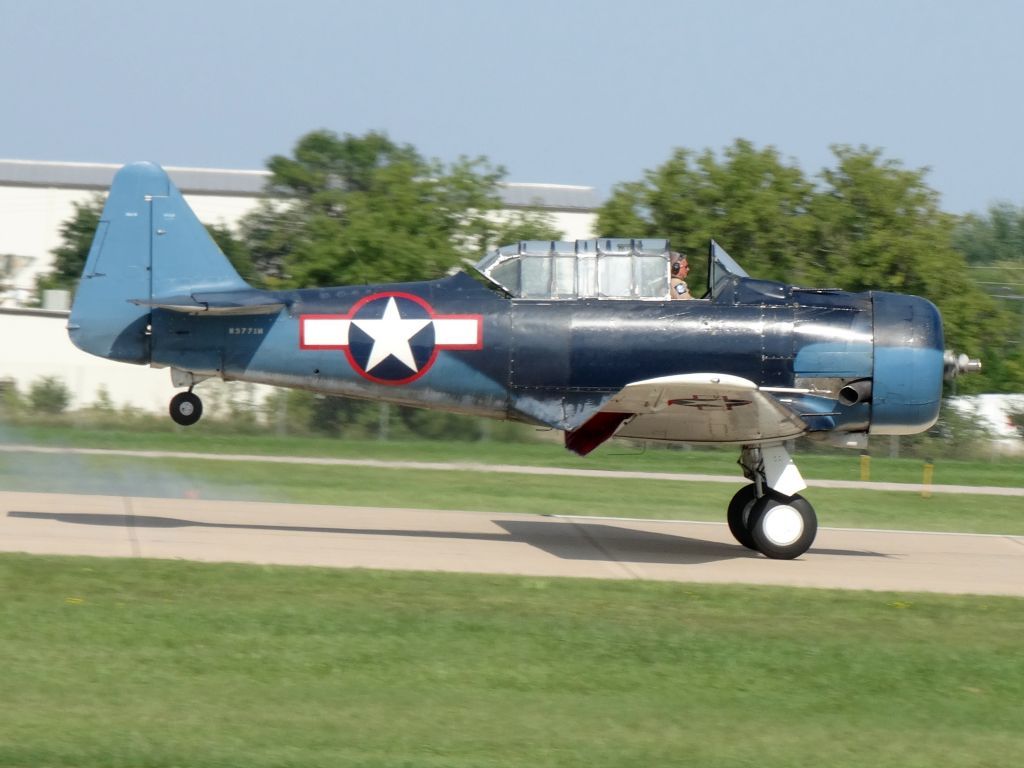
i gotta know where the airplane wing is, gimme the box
[565,373,808,455]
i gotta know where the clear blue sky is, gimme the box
[2,0,1020,213]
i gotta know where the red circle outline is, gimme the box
[342,292,440,386]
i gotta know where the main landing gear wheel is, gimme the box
[169,391,203,426]
[727,484,759,550]
[747,493,817,560]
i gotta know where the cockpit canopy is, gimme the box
[473,237,748,301]
[474,238,673,300]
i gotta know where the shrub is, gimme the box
[28,376,71,415]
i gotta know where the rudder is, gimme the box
[68,162,249,364]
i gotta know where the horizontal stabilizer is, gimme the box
[133,290,286,316]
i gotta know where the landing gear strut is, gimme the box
[727,445,818,559]
[169,390,203,426]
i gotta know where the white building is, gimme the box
[0,159,599,412]
[948,394,1024,454]
[0,159,600,307]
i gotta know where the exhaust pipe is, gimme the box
[839,378,873,406]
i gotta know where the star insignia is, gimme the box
[352,297,431,373]
[299,292,483,385]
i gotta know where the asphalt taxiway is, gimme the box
[2,491,1022,596]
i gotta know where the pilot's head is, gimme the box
[672,256,689,275]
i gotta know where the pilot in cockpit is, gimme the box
[670,253,692,300]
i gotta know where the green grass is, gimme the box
[2,450,1024,534]
[3,423,1023,534]
[5,422,1024,487]
[1,553,1020,767]
[6,450,1024,536]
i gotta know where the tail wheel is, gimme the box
[748,493,817,560]
[726,484,759,550]
[169,391,203,426]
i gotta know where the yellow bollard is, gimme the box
[859,451,871,482]
[922,459,934,499]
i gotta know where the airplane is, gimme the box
[67,162,981,559]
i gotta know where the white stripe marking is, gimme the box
[303,318,349,346]
[433,318,479,345]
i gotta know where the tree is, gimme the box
[951,203,1024,380]
[234,200,298,287]
[950,202,1024,313]
[36,195,104,298]
[206,223,259,287]
[243,130,552,289]
[598,140,817,291]
[597,140,1024,391]
[811,147,1021,391]
[953,202,1024,265]
[811,147,960,292]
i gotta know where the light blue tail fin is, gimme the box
[68,162,249,363]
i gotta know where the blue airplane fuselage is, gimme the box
[142,271,940,438]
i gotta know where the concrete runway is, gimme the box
[2,490,1022,597]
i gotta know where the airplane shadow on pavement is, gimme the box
[6,511,885,565]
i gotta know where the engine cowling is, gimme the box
[869,292,945,435]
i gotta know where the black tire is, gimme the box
[727,484,759,550]
[748,493,817,560]
[169,391,203,426]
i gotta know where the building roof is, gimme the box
[0,159,599,212]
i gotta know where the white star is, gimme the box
[351,297,431,373]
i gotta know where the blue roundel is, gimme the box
[346,295,436,382]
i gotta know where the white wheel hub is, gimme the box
[179,401,194,417]
[762,504,803,546]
